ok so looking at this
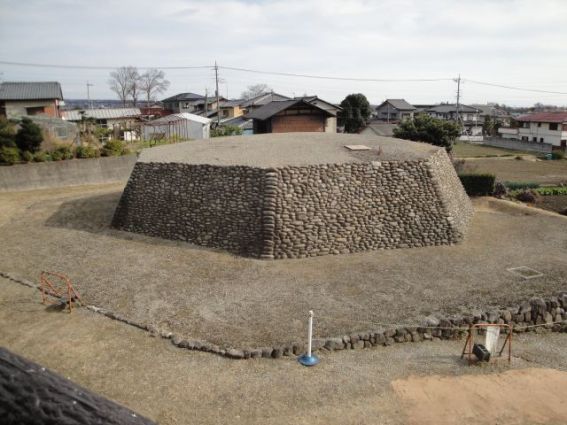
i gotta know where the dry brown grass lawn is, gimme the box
[1,184,566,348]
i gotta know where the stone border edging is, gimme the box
[1,270,566,360]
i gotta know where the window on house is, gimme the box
[549,123,558,130]
[532,137,537,142]
[537,123,541,127]
[26,106,45,115]
[523,122,529,128]
[540,137,544,143]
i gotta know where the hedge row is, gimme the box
[458,173,496,196]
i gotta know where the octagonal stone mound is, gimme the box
[112,133,473,259]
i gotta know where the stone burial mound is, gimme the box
[112,133,473,259]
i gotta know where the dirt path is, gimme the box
[393,368,567,425]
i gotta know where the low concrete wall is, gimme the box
[481,137,553,153]
[0,154,137,192]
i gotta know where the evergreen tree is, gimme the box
[338,93,372,133]
[393,114,461,153]
[15,117,43,153]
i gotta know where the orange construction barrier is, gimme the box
[39,271,83,313]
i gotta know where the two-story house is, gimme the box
[375,99,416,122]
[0,81,64,119]
[425,104,482,137]
[498,112,567,150]
[161,92,226,115]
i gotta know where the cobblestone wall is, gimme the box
[113,148,472,259]
[270,150,473,259]
[112,162,266,256]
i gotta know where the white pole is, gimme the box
[307,310,314,357]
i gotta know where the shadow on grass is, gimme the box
[43,191,240,255]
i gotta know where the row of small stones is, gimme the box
[2,271,566,360]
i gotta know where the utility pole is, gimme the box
[455,74,461,126]
[214,61,220,126]
[86,81,94,109]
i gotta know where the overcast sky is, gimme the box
[1,0,566,106]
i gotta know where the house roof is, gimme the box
[146,112,211,125]
[220,99,244,108]
[427,104,480,113]
[378,99,416,111]
[516,112,567,123]
[245,99,334,121]
[241,92,291,108]
[296,96,342,112]
[161,92,205,103]
[62,108,142,121]
[0,81,63,101]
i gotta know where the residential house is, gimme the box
[498,112,567,150]
[143,112,211,141]
[297,96,342,132]
[0,81,64,119]
[240,92,291,114]
[246,98,337,134]
[424,104,483,137]
[161,92,225,115]
[62,108,143,140]
[375,99,416,122]
[218,100,245,119]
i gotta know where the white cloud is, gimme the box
[1,0,566,105]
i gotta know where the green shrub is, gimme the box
[33,151,52,162]
[0,117,17,148]
[21,150,34,162]
[503,181,540,190]
[101,140,126,157]
[211,125,243,137]
[0,146,20,165]
[458,173,496,196]
[49,145,73,161]
[551,151,565,160]
[75,145,100,158]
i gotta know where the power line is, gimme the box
[464,79,567,95]
[219,65,453,82]
[0,60,212,70]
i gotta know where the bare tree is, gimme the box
[240,84,271,100]
[139,69,170,106]
[108,66,139,107]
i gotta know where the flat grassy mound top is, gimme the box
[138,133,439,168]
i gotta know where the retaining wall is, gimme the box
[113,149,473,259]
[0,154,137,192]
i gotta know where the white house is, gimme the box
[142,112,211,141]
[498,112,567,150]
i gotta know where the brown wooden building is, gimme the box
[246,99,337,134]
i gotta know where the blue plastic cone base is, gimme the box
[298,354,320,367]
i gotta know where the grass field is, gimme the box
[452,142,534,158]
[460,157,567,184]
